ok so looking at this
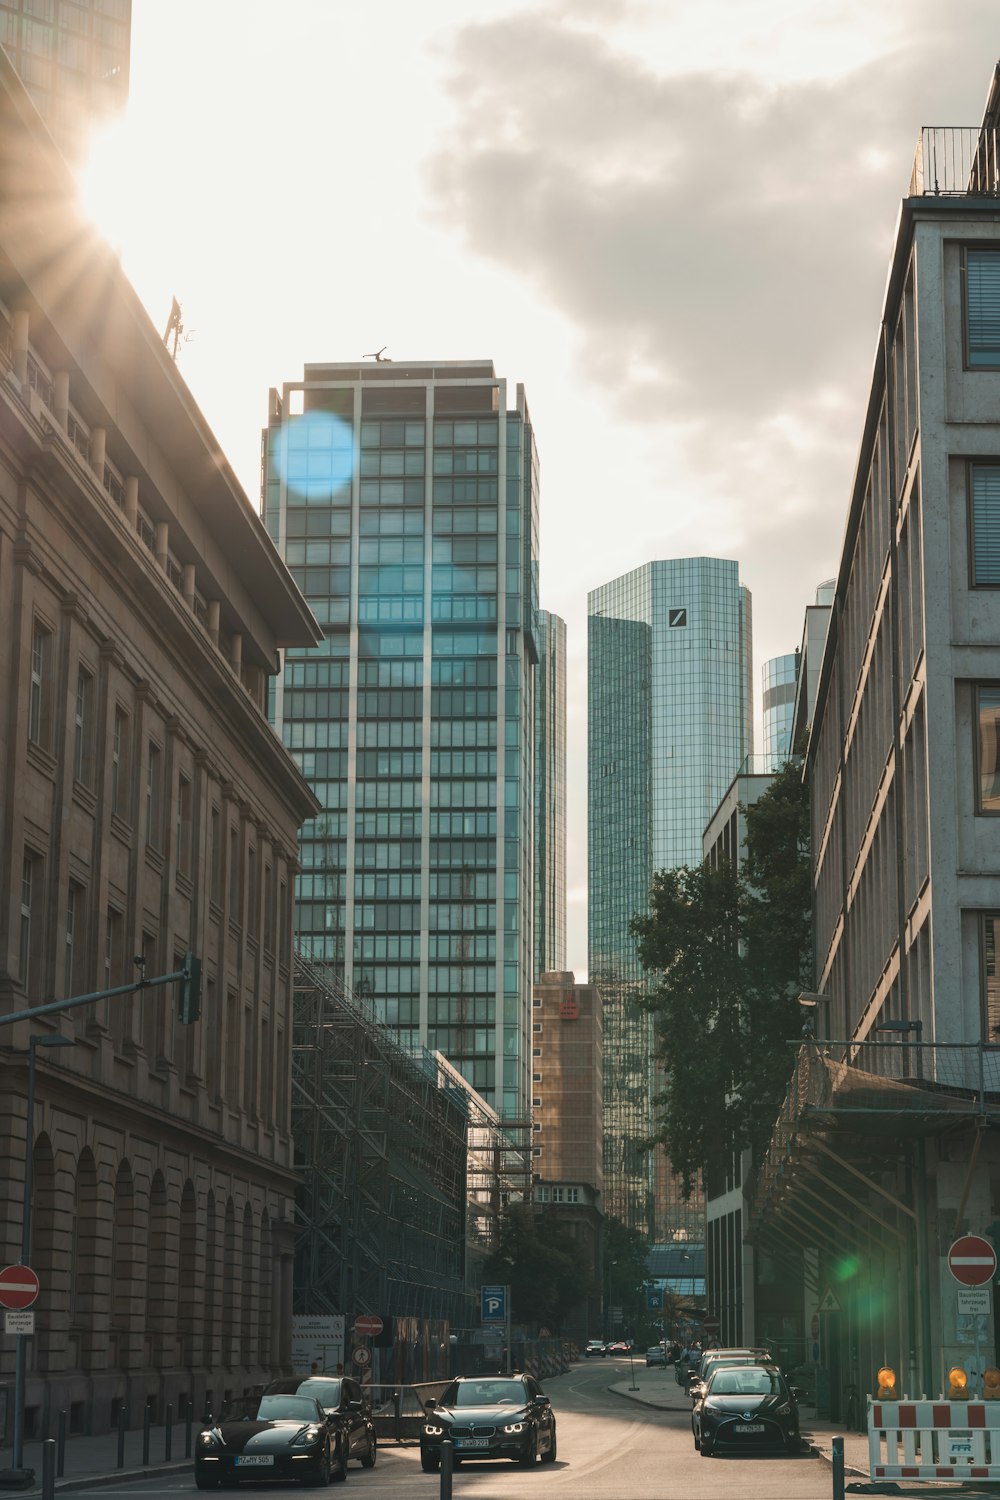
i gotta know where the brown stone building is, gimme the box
[530,972,603,1339]
[0,51,320,1433]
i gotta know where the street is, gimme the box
[65,1359,836,1500]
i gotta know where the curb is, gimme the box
[803,1436,869,1478]
[20,1461,192,1497]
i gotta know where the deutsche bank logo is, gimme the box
[481,1285,507,1322]
[669,608,687,628]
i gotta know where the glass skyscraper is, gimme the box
[762,652,799,769]
[534,609,566,977]
[588,558,752,1237]
[0,0,131,164]
[264,360,539,1119]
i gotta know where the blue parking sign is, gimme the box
[481,1285,507,1323]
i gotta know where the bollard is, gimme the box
[165,1402,173,1462]
[117,1403,126,1468]
[56,1409,66,1478]
[439,1439,453,1500]
[142,1403,151,1467]
[203,1393,212,1425]
[185,1409,193,1458]
[832,1434,845,1500]
[41,1438,56,1500]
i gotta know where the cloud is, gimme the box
[427,3,999,562]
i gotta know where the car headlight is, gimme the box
[423,1423,444,1436]
[292,1427,321,1447]
[775,1402,791,1415]
[503,1421,525,1433]
[199,1430,221,1448]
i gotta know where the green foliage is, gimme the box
[483,1204,598,1333]
[630,759,813,1192]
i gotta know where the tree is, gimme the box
[483,1204,598,1333]
[630,758,813,1192]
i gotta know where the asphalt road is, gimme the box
[66,1358,839,1500]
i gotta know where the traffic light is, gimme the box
[179,951,202,1023]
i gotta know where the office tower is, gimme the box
[534,609,567,977]
[789,579,834,750]
[588,558,753,1238]
[265,360,539,1119]
[0,0,131,164]
[762,652,799,769]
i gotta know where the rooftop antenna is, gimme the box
[363,345,391,362]
[163,297,195,361]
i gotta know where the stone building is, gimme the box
[0,50,319,1433]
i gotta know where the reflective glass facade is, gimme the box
[588,558,752,1237]
[0,0,131,163]
[762,651,799,769]
[533,610,566,976]
[265,362,538,1118]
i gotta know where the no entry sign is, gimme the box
[354,1315,383,1337]
[0,1265,39,1310]
[948,1235,997,1287]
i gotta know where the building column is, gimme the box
[230,633,242,679]
[154,521,169,572]
[89,426,106,482]
[124,476,139,529]
[207,601,220,648]
[52,370,70,429]
[12,309,29,384]
[182,563,196,610]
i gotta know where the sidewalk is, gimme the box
[607,1369,871,1475]
[0,1423,193,1495]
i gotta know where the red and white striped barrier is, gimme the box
[869,1398,1000,1479]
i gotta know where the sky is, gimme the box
[78,0,1000,977]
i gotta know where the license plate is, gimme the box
[236,1455,274,1466]
[455,1438,489,1449]
[733,1423,765,1433]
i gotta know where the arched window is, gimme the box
[221,1199,236,1368]
[31,1134,56,1372]
[241,1204,256,1367]
[112,1160,138,1368]
[258,1212,272,1368]
[204,1190,218,1373]
[145,1171,170,1368]
[69,1149,102,1371]
[178,1181,197,1368]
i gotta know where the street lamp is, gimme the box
[11,1034,76,1473]
[797,992,830,1038]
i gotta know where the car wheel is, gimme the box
[361,1431,377,1469]
[311,1443,331,1487]
[331,1437,348,1482]
[517,1432,537,1467]
[420,1450,440,1473]
[540,1424,557,1464]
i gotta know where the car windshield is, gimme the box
[222,1396,320,1423]
[443,1380,526,1407]
[708,1368,783,1397]
[290,1379,341,1408]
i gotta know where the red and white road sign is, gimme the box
[0,1265,39,1310]
[352,1345,372,1368]
[703,1314,721,1337]
[948,1235,997,1287]
[354,1315,383,1337]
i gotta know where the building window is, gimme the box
[28,623,51,746]
[535,1186,549,1202]
[176,774,192,876]
[981,912,1000,1044]
[210,806,222,906]
[977,686,1000,813]
[19,852,41,989]
[65,882,85,995]
[966,248,1000,368]
[971,465,1000,585]
[229,825,240,914]
[111,708,130,817]
[145,742,162,849]
[73,666,94,785]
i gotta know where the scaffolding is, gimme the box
[291,951,533,1328]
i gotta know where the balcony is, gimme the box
[909,126,1000,196]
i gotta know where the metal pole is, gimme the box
[439,1438,453,1500]
[914,1138,934,1396]
[142,1403,150,1466]
[165,1402,172,1461]
[117,1404,126,1468]
[12,1040,37,1471]
[56,1409,66,1477]
[40,1438,55,1500]
[185,1408,193,1459]
[832,1434,845,1500]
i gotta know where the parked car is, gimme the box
[693,1364,801,1457]
[264,1374,377,1471]
[420,1374,557,1471]
[607,1340,630,1354]
[195,1393,344,1488]
[584,1339,607,1358]
[689,1348,774,1401]
[645,1345,666,1367]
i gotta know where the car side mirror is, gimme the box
[790,1387,802,1399]
[349,1398,362,1408]
[535,1395,550,1407]
[424,1398,436,1411]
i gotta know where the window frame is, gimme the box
[964,245,1000,370]
[979,910,1000,1047]
[967,462,1000,588]
[28,621,51,747]
[975,683,1000,815]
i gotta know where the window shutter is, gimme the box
[972,466,1000,583]
[968,249,1000,367]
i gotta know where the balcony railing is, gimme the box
[910,126,1000,196]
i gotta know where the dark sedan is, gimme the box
[693,1365,801,1457]
[421,1374,557,1471]
[195,1394,342,1488]
[265,1374,377,1471]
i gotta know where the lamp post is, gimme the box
[12,1035,76,1472]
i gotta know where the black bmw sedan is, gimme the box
[195,1394,343,1488]
[693,1364,801,1457]
[421,1374,557,1471]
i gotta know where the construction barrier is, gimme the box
[869,1398,1000,1479]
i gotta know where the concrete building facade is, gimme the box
[0,52,319,1434]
